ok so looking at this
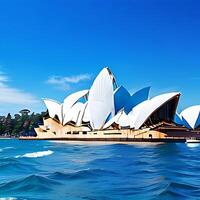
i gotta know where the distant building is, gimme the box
[19,109,30,116]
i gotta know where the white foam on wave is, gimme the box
[0,147,14,152]
[187,143,200,148]
[0,198,17,200]
[15,150,54,158]
[3,147,14,150]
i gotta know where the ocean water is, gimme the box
[0,140,200,200]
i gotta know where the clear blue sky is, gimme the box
[0,0,199,115]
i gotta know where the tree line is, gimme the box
[0,110,46,137]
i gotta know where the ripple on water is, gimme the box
[0,174,61,194]
[49,168,117,181]
[157,181,200,199]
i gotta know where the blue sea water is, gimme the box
[0,140,200,200]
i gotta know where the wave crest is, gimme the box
[0,147,14,152]
[15,150,53,158]
[0,175,60,194]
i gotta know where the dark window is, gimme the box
[104,132,122,135]
[82,131,87,135]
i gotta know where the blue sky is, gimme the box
[0,0,200,115]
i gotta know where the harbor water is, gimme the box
[0,139,200,200]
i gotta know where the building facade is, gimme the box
[31,68,200,142]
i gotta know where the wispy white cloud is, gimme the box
[0,71,41,115]
[46,74,91,90]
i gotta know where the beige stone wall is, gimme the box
[34,118,167,140]
[35,118,91,139]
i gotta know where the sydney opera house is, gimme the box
[32,68,200,142]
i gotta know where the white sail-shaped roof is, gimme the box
[44,90,88,126]
[63,90,88,114]
[117,111,130,127]
[180,105,200,129]
[128,100,149,128]
[88,68,115,129]
[82,103,90,122]
[103,110,130,129]
[71,103,84,123]
[131,92,180,130]
[63,90,88,125]
[43,99,63,123]
[63,102,84,125]
[42,67,183,131]
[76,102,88,126]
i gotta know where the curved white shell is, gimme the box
[63,90,88,120]
[63,102,84,125]
[128,100,149,128]
[88,68,115,129]
[180,105,200,129]
[63,90,88,108]
[103,110,130,129]
[131,92,180,129]
[76,102,88,126]
[82,103,90,122]
[43,99,63,123]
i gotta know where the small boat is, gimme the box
[186,138,200,143]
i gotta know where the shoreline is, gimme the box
[0,136,15,139]
[19,136,186,143]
